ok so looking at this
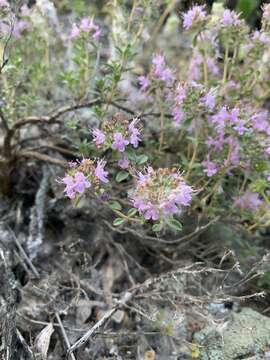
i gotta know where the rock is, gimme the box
[194,307,270,360]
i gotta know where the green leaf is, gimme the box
[116,171,129,183]
[152,223,163,232]
[236,0,258,19]
[113,217,125,226]
[127,208,137,217]
[136,154,148,165]
[167,218,183,232]
[108,201,122,211]
[126,148,137,162]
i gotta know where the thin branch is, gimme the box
[109,216,220,245]
[6,225,40,278]
[0,107,9,133]
[11,98,102,131]
[55,313,76,360]
[67,292,133,354]
[19,150,67,167]
[66,261,236,355]
[111,101,173,119]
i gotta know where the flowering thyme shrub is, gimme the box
[61,159,108,200]
[131,167,193,231]
[0,1,270,234]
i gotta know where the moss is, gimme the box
[194,308,270,360]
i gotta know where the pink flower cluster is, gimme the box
[152,54,174,85]
[171,83,187,124]
[203,103,270,178]
[211,106,248,135]
[92,115,141,154]
[70,17,101,41]
[60,159,108,199]
[220,9,241,28]
[234,191,262,211]
[0,0,9,7]
[171,83,216,125]
[188,50,219,82]
[0,4,31,39]
[131,167,193,221]
[182,5,207,30]
[138,75,150,92]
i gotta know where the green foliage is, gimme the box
[236,0,259,20]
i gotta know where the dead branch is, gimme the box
[55,313,76,360]
[19,150,67,167]
[67,291,133,354]
[7,225,39,278]
[11,98,101,131]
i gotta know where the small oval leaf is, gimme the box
[116,171,129,183]
[113,217,125,226]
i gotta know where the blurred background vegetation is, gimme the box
[43,0,267,29]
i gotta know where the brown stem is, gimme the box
[11,98,101,131]
[19,150,67,167]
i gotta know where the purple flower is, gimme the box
[131,168,193,223]
[93,129,106,146]
[95,160,109,183]
[173,184,193,206]
[202,157,219,177]
[234,191,262,211]
[221,9,241,27]
[234,119,248,135]
[225,137,240,167]
[183,5,207,30]
[265,147,270,156]
[144,203,160,220]
[161,201,178,214]
[152,54,165,68]
[70,23,80,39]
[80,17,93,32]
[188,52,203,81]
[133,198,148,212]
[73,172,91,193]
[129,118,141,148]
[252,111,270,134]
[252,30,270,45]
[12,20,29,38]
[137,167,153,185]
[71,18,100,41]
[62,175,76,199]
[62,172,91,199]
[160,67,174,84]
[175,83,187,104]
[92,25,101,40]
[0,0,8,7]
[112,132,129,152]
[211,106,229,131]
[152,54,174,85]
[229,107,240,123]
[138,75,150,92]
[201,90,216,111]
[172,106,185,124]
[118,157,130,169]
[207,58,219,75]
[207,132,225,151]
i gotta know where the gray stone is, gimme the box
[194,307,270,360]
